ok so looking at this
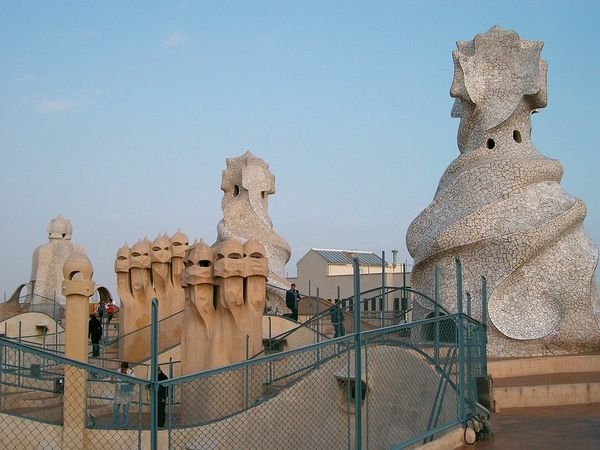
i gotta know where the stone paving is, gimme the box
[455,403,600,449]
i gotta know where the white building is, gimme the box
[287,249,411,301]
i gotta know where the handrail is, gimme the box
[252,284,449,359]
[1,293,66,323]
[0,306,485,448]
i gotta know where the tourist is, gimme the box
[157,366,169,427]
[96,299,106,319]
[329,299,345,338]
[285,283,302,321]
[113,361,135,428]
[88,313,102,357]
[106,299,119,324]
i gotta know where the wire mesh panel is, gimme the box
[0,339,146,450]
[0,309,485,449]
[169,338,355,450]
[461,316,485,417]
[360,323,460,450]
[85,364,146,449]
[283,286,454,351]
[0,345,64,425]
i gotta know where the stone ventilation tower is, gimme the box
[115,229,190,363]
[215,151,292,309]
[406,26,600,357]
[28,214,86,307]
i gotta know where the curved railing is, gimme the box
[0,266,487,450]
[254,284,451,359]
[1,293,66,323]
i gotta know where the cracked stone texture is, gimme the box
[215,151,292,309]
[406,26,600,357]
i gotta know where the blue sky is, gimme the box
[1,1,599,300]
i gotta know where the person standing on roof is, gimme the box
[106,299,119,324]
[88,313,102,357]
[96,299,106,319]
[112,361,135,428]
[285,283,302,321]
[329,299,346,338]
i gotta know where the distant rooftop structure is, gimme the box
[289,248,409,300]
[312,249,386,266]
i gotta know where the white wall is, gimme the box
[289,250,411,300]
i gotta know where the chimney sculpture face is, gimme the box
[48,214,73,240]
[179,237,268,379]
[450,26,547,155]
[151,233,172,264]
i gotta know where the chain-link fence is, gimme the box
[0,338,152,449]
[258,284,454,360]
[1,292,66,323]
[0,308,485,449]
[119,310,183,361]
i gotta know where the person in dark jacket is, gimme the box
[157,366,169,427]
[329,300,346,338]
[88,313,102,357]
[285,284,302,321]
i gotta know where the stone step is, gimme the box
[488,353,600,377]
[8,403,63,423]
[488,354,600,410]
[1,389,62,410]
[493,371,600,409]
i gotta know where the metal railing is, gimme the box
[0,258,487,449]
[255,283,451,360]
[118,310,183,363]
[0,313,484,449]
[1,292,66,323]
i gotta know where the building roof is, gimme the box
[312,249,386,266]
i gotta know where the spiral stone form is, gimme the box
[215,151,292,307]
[406,27,600,357]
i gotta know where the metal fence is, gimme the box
[1,292,66,323]
[0,312,122,360]
[119,310,183,359]
[0,338,151,449]
[257,283,454,362]
[0,258,487,449]
[0,316,484,449]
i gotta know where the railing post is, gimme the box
[167,357,173,448]
[316,287,320,342]
[150,298,158,450]
[466,292,472,317]
[0,337,3,394]
[55,314,59,354]
[434,266,440,367]
[381,251,386,329]
[316,287,321,368]
[353,257,362,450]
[245,335,250,408]
[308,280,312,324]
[268,317,273,383]
[481,276,488,376]
[456,258,465,421]
[402,262,407,322]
